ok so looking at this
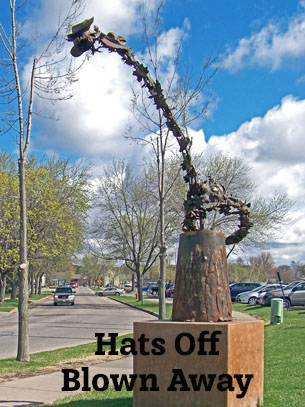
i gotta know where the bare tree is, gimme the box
[0,0,84,362]
[249,252,276,281]
[91,160,161,301]
[128,1,217,318]
[196,153,293,256]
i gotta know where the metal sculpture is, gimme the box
[67,18,252,245]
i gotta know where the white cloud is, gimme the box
[33,52,139,158]
[222,6,305,71]
[24,0,192,161]
[23,0,145,41]
[193,95,305,196]
[190,95,305,264]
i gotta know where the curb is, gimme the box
[108,297,262,323]
[108,296,159,318]
[29,294,53,308]
[6,294,53,314]
[89,288,159,318]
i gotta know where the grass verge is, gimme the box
[43,387,133,407]
[29,291,53,300]
[0,291,53,313]
[114,295,172,318]
[0,334,132,382]
[0,299,19,312]
[233,303,305,407]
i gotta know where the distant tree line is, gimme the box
[228,252,305,283]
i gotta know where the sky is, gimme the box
[1,0,305,266]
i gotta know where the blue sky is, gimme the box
[1,0,305,265]
[162,0,305,135]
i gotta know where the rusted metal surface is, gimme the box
[172,230,232,322]
[67,18,252,246]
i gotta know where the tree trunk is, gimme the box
[158,135,167,320]
[159,193,166,319]
[30,271,34,296]
[17,159,30,362]
[38,273,43,295]
[34,274,38,295]
[0,276,7,303]
[136,265,142,301]
[11,282,18,300]
[159,246,166,319]
[172,230,232,322]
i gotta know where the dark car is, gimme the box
[258,280,304,306]
[166,287,175,298]
[53,287,75,306]
[230,282,262,302]
[147,282,159,295]
[165,283,175,298]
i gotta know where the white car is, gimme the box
[53,287,75,306]
[95,287,125,296]
[236,284,283,305]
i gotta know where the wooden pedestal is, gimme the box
[133,320,264,407]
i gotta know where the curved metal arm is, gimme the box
[67,19,252,245]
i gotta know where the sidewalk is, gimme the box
[0,356,133,407]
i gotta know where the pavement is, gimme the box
[0,356,133,407]
[0,295,256,406]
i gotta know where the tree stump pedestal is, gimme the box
[172,230,232,322]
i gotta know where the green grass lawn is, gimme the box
[232,303,305,406]
[44,387,132,407]
[0,334,133,378]
[0,298,19,312]
[114,295,172,318]
[0,291,53,312]
[90,286,101,291]
[29,291,53,300]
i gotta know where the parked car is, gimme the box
[285,281,305,307]
[236,284,284,305]
[257,280,304,306]
[53,287,75,306]
[230,282,262,302]
[255,284,287,305]
[166,287,175,298]
[70,281,77,289]
[147,282,159,295]
[164,283,174,297]
[95,287,125,296]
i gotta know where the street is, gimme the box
[0,286,156,359]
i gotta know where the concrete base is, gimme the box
[133,320,264,407]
